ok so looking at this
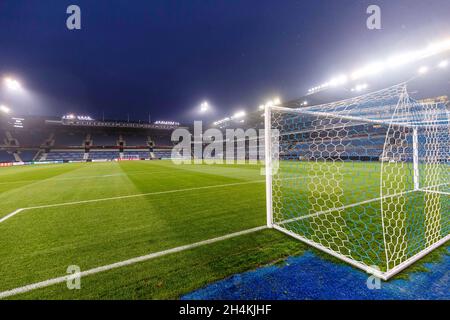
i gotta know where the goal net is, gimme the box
[265,84,450,280]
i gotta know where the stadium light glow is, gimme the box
[329,74,348,87]
[4,77,22,91]
[418,66,429,74]
[213,117,230,126]
[351,83,368,92]
[351,62,384,80]
[307,37,450,95]
[232,111,246,119]
[0,104,11,113]
[199,101,209,113]
[438,60,448,69]
[258,97,281,111]
[273,97,281,105]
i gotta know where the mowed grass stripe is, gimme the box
[0,226,267,299]
[0,179,265,223]
[7,229,304,300]
[0,161,262,218]
[0,162,266,292]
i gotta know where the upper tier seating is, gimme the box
[53,132,85,147]
[153,135,172,147]
[91,133,118,146]
[10,130,48,147]
[122,133,148,146]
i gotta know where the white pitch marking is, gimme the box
[421,190,450,196]
[0,180,265,224]
[0,209,24,224]
[0,225,267,299]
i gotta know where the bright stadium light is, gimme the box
[0,104,10,113]
[273,97,281,105]
[351,83,368,92]
[387,51,419,68]
[418,66,429,74]
[438,60,448,69]
[351,62,385,80]
[307,37,450,95]
[199,101,209,113]
[4,77,22,91]
[213,117,230,126]
[258,104,265,110]
[329,74,348,87]
[232,111,246,119]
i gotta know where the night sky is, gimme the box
[1,0,450,122]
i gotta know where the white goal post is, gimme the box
[265,84,450,280]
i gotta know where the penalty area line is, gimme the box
[0,179,265,224]
[0,225,267,299]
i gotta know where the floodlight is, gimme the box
[438,60,448,69]
[200,101,209,113]
[329,75,348,87]
[4,77,22,91]
[351,62,384,80]
[0,105,10,113]
[418,66,429,74]
[233,111,246,119]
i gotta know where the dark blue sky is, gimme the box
[1,0,450,122]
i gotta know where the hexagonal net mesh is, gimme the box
[265,84,449,279]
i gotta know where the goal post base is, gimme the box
[273,224,450,281]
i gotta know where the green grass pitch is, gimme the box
[0,160,448,299]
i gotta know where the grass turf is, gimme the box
[0,160,448,299]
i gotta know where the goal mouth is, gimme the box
[265,84,450,280]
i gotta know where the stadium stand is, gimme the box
[9,129,48,147]
[46,150,85,161]
[122,150,150,159]
[0,114,181,162]
[53,131,85,147]
[122,133,148,146]
[152,135,172,147]
[91,132,117,147]
[0,150,15,162]
[18,150,38,162]
[154,149,172,159]
[89,150,120,160]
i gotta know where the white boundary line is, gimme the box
[0,226,267,299]
[421,190,450,196]
[273,225,387,279]
[419,183,450,197]
[0,209,25,224]
[0,180,265,224]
